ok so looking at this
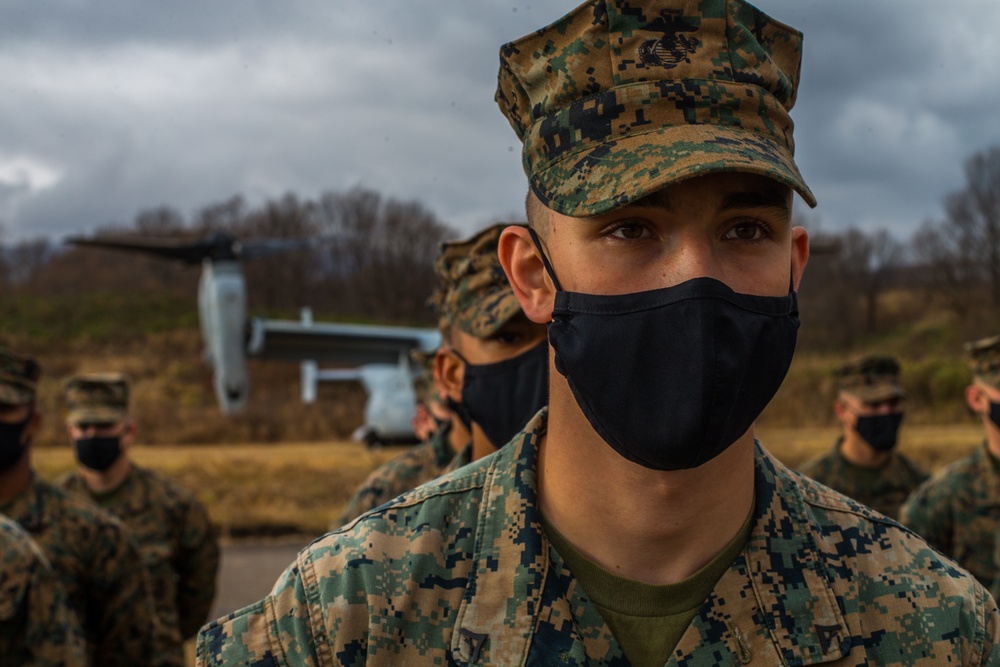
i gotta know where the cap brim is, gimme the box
[0,385,33,406]
[67,407,126,425]
[531,124,816,218]
[850,385,906,404]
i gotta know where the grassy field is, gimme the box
[31,422,985,539]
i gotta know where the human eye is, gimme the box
[491,330,526,345]
[606,220,655,241]
[722,219,772,243]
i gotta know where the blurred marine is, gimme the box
[902,335,1000,600]
[798,355,927,519]
[334,223,548,526]
[57,372,220,667]
[0,513,87,667]
[0,347,157,667]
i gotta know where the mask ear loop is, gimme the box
[526,227,564,293]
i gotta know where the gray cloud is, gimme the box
[1,1,998,244]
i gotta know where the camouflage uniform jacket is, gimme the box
[797,438,928,520]
[1,475,157,667]
[335,423,457,527]
[198,410,1000,666]
[901,443,1000,597]
[1,513,87,667]
[59,464,220,667]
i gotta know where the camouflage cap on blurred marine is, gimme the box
[835,355,905,403]
[430,223,523,339]
[0,347,41,406]
[495,0,816,217]
[966,334,1000,387]
[64,373,130,425]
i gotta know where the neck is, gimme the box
[0,455,32,505]
[79,456,131,495]
[539,375,756,585]
[470,424,496,462]
[448,419,470,457]
[839,432,889,468]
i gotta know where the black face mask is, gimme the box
[74,436,123,471]
[989,402,1000,430]
[854,412,904,452]
[529,228,799,471]
[445,340,549,449]
[0,410,32,472]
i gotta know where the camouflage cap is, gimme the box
[966,334,1000,387]
[495,0,816,217]
[64,373,130,425]
[835,355,905,403]
[430,223,523,339]
[410,349,442,405]
[0,347,41,406]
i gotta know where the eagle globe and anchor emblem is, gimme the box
[637,9,701,68]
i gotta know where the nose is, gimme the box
[661,233,722,288]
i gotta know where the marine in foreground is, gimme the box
[198,1,1000,664]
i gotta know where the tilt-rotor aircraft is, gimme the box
[66,233,441,446]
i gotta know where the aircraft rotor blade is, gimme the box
[65,234,239,264]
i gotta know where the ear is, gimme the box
[966,384,989,415]
[24,410,42,443]
[791,226,810,292]
[833,397,853,426]
[121,420,137,449]
[433,347,465,402]
[498,225,555,324]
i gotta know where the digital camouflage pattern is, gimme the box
[495,0,817,218]
[835,355,905,403]
[0,346,40,406]
[430,223,523,338]
[64,372,129,425]
[967,334,1000,387]
[58,464,220,667]
[0,475,157,667]
[901,444,1000,599]
[797,439,928,520]
[0,513,87,667]
[198,410,1000,666]
[333,422,458,527]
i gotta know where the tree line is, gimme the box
[0,186,457,328]
[3,145,1000,353]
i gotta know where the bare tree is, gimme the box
[837,228,903,334]
[941,146,1000,305]
[316,187,455,323]
[911,218,982,318]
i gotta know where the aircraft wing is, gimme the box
[246,318,441,366]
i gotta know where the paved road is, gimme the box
[210,537,315,619]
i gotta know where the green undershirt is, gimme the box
[543,500,755,667]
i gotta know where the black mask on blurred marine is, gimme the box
[446,340,549,449]
[854,412,903,452]
[989,402,1000,430]
[0,411,32,472]
[528,228,799,471]
[74,436,123,471]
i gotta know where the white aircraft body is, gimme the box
[67,233,440,445]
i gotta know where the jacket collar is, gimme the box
[451,412,850,664]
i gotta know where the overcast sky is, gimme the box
[2,1,998,244]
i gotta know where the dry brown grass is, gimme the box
[32,441,401,538]
[32,423,987,539]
